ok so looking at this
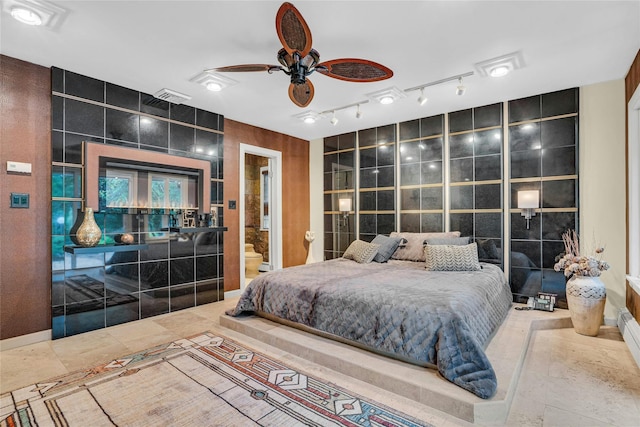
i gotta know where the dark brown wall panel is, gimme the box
[626,49,640,318]
[223,119,309,291]
[0,55,51,340]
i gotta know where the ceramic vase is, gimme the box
[566,275,606,336]
[76,207,102,247]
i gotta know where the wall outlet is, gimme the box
[10,193,29,208]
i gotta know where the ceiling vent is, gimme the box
[153,88,192,105]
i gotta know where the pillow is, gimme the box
[390,231,462,262]
[371,235,404,263]
[425,236,470,246]
[478,239,500,259]
[343,240,380,264]
[424,243,481,271]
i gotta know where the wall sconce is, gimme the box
[517,190,539,229]
[338,198,352,227]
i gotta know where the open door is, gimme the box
[240,144,282,290]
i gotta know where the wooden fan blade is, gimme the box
[215,64,281,72]
[276,2,313,57]
[316,59,393,82]
[288,80,314,108]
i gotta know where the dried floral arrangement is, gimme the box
[553,229,610,278]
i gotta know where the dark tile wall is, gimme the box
[399,114,445,232]
[448,103,503,266]
[51,67,225,338]
[322,89,579,307]
[358,124,397,242]
[323,132,356,259]
[509,88,579,308]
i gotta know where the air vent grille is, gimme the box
[153,88,192,105]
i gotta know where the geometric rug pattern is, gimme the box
[0,332,432,426]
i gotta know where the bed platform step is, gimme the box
[220,306,572,424]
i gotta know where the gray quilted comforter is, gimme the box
[227,258,512,399]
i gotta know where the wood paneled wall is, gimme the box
[626,49,640,320]
[0,56,52,340]
[223,119,309,291]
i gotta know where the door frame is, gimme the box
[239,144,283,290]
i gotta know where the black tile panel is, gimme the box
[106,83,140,111]
[65,99,104,137]
[65,70,104,102]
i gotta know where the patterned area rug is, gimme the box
[0,332,432,426]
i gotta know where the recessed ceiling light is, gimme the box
[366,86,406,105]
[294,111,322,124]
[11,7,42,25]
[3,1,68,29]
[475,51,524,78]
[490,66,510,77]
[190,70,237,92]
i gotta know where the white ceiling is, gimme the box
[1,1,639,141]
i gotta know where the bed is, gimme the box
[226,234,513,399]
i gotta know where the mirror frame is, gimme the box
[84,142,211,214]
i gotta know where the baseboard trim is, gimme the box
[618,308,640,368]
[224,289,242,299]
[0,329,51,351]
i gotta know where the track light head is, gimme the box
[355,104,362,119]
[456,77,466,96]
[330,111,338,126]
[417,88,428,106]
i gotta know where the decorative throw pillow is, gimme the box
[478,239,500,259]
[371,234,404,263]
[424,243,481,271]
[425,236,470,246]
[343,240,380,264]
[390,231,462,262]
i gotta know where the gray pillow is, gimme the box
[424,236,470,246]
[424,243,481,271]
[479,239,500,259]
[343,240,380,264]
[371,235,403,263]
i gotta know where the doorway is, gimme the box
[239,144,282,290]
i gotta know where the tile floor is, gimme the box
[1,297,639,426]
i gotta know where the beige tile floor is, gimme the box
[1,297,639,426]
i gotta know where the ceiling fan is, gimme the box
[214,2,394,108]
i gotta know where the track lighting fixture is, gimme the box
[403,71,473,106]
[417,88,428,106]
[456,77,466,96]
[330,110,338,126]
[355,104,362,119]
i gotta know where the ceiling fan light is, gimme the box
[206,82,222,92]
[11,7,42,25]
[300,49,320,68]
[277,48,295,67]
[304,117,316,124]
[380,96,394,105]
